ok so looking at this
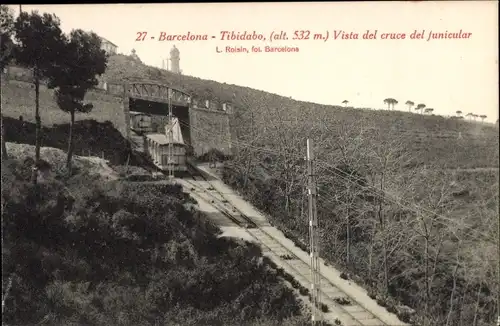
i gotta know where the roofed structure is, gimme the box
[145,117,185,145]
[99,36,118,55]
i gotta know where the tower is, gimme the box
[170,45,180,74]
[130,49,142,63]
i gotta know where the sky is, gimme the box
[9,2,499,122]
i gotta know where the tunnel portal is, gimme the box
[129,97,191,146]
[125,82,192,147]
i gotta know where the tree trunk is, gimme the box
[346,191,352,268]
[66,110,75,175]
[472,283,481,326]
[368,226,375,280]
[346,213,351,268]
[458,278,471,326]
[1,273,14,315]
[1,115,7,161]
[32,69,41,185]
[243,151,253,188]
[377,172,389,296]
[424,236,430,326]
[445,260,460,326]
[382,239,389,296]
[35,71,41,161]
[300,191,305,219]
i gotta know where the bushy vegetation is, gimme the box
[198,148,231,163]
[1,158,312,325]
[220,111,499,326]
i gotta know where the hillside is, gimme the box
[104,54,498,169]
[68,55,499,168]
[3,53,498,169]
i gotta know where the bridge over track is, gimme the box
[2,65,234,158]
[124,80,233,157]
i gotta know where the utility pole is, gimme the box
[307,138,322,325]
[167,88,174,179]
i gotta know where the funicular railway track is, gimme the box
[183,165,257,228]
[177,164,401,326]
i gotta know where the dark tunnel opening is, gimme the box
[129,97,191,146]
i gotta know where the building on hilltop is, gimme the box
[169,45,181,74]
[99,36,118,56]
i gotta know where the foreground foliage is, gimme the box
[1,158,309,325]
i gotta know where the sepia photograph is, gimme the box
[1,2,498,326]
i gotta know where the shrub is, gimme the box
[2,157,306,325]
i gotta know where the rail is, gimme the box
[179,163,406,326]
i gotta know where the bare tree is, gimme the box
[320,120,371,269]
[362,131,415,296]
[1,115,7,160]
[409,170,456,325]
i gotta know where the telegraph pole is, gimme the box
[307,138,322,325]
[167,88,174,179]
